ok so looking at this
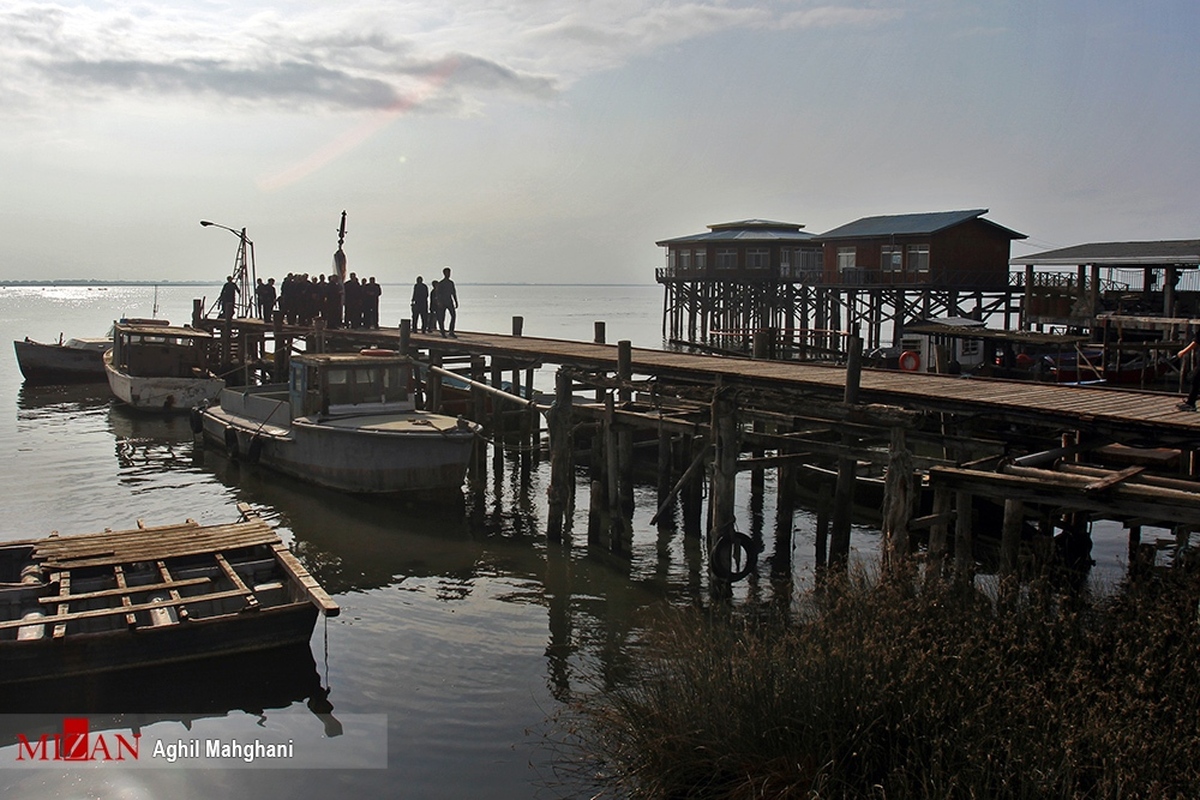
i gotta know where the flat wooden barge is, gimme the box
[0,503,338,685]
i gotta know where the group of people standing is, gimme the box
[240,272,382,328]
[220,268,461,336]
[410,267,458,338]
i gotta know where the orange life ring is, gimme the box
[898,350,921,372]
[359,348,399,357]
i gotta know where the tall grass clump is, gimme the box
[565,570,1200,799]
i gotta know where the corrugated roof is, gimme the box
[656,219,814,246]
[816,209,1025,240]
[1010,240,1200,266]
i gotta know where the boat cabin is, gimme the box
[109,322,214,378]
[289,351,415,418]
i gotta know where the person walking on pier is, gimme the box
[364,276,381,328]
[1178,331,1200,410]
[256,277,276,324]
[218,275,239,320]
[435,266,458,337]
[429,280,442,334]
[411,276,428,333]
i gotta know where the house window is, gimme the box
[678,250,692,270]
[694,250,706,269]
[907,244,930,272]
[717,249,737,270]
[780,249,793,278]
[837,247,856,272]
[747,248,769,270]
[881,245,902,272]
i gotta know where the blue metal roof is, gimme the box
[656,219,814,247]
[816,209,1025,240]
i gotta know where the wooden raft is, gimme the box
[0,504,338,639]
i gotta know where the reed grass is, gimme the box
[564,569,1200,799]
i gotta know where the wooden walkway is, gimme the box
[217,319,1200,445]
[406,330,1200,445]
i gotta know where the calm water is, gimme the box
[0,283,1133,798]
[0,284,826,799]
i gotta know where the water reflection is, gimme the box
[0,643,337,745]
[16,382,111,414]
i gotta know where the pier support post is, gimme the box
[491,360,504,444]
[547,369,574,542]
[829,330,863,570]
[954,491,974,583]
[399,319,411,355]
[927,487,952,579]
[427,353,443,414]
[272,312,288,381]
[657,426,674,515]
[708,386,740,581]
[1001,499,1024,578]
[683,434,705,538]
[881,426,915,572]
[594,322,606,402]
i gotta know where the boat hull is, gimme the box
[14,339,107,384]
[201,391,478,494]
[105,353,224,413]
[0,602,317,686]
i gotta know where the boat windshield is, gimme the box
[318,364,409,410]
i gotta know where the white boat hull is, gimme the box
[200,387,478,494]
[105,354,225,413]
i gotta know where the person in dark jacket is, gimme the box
[411,276,428,333]
[435,267,458,337]
[255,277,277,324]
[218,276,239,320]
[364,277,381,328]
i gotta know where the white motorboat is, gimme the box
[104,321,224,412]
[197,350,480,494]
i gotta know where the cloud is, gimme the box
[0,1,896,115]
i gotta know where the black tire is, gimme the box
[224,427,240,460]
[246,435,263,465]
[709,531,756,582]
[189,406,204,435]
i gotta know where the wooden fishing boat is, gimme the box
[13,336,109,383]
[14,319,170,385]
[0,504,338,685]
[197,350,480,494]
[104,321,224,412]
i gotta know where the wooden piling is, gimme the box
[881,426,915,570]
[546,369,574,542]
[709,387,739,579]
[1001,499,1024,577]
[954,490,974,582]
[829,331,863,569]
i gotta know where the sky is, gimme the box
[2,0,1198,284]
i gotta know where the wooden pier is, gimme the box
[196,313,1200,587]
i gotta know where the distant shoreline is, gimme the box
[0,281,656,287]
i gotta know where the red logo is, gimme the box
[16,718,140,762]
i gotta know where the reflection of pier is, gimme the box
[194,310,1200,594]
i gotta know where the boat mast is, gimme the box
[333,211,348,322]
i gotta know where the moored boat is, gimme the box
[14,319,171,385]
[13,336,109,383]
[197,349,480,494]
[0,504,338,685]
[104,320,224,412]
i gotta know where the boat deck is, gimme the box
[0,503,338,643]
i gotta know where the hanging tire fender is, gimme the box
[709,531,757,582]
[189,406,205,435]
[223,427,240,460]
[246,435,263,465]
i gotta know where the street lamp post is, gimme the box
[200,220,257,319]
